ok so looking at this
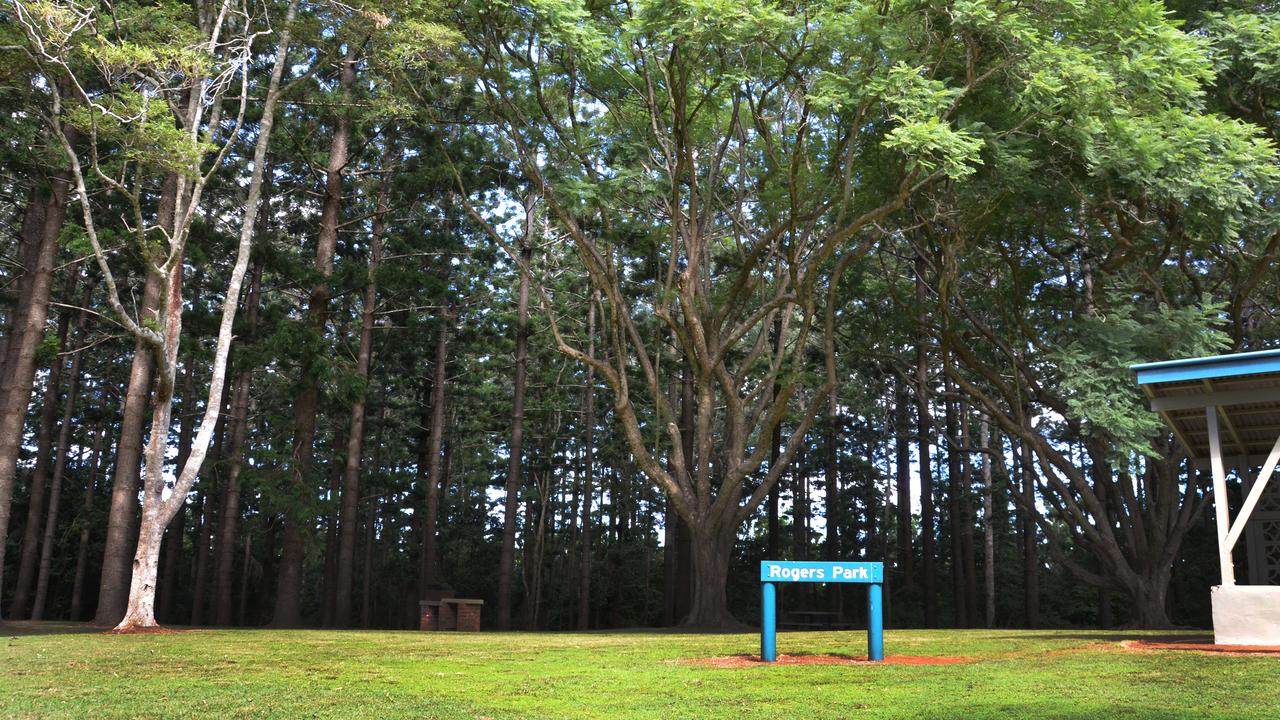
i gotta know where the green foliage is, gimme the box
[65,91,212,177]
[33,326,62,367]
[873,65,984,179]
[1204,10,1280,91]
[1052,298,1231,459]
[1080,110,1277,227]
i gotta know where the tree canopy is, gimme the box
[0,0,1277,631]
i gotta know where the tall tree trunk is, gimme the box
[674,371,695,622]
[10,293,73,618]
[172,344,202,623]
[576,296,595,630]
[793,450,809,559]
[334,158,391,627]
[894,379,913,586]
[94,293,158,625]
[826,403,845,616]
[213,259,262,626]
[94,174,171,626]
[274,38,357,629]
[0,185,48,382]
[980,418,995,629]
[32,278,93,620]
[497,196,534,630]
[767,433,780,558]
[662,499,678,626]
[684,522,738,627]
[414,394,431,596]
[114,2,297,630]
[70,425,107,621]
[526,471,550,630]
[191,373,232,626]
[156,345,198,622]
[943,372,967,627]
[321,426,343,628]
[916,259,938,627]
[662,368,679,623]
[360,500,376,628]
[960,399,978,627]
[422,310,450,589]
[0,152,70,621]
[157,499,185,622]
[1020,436,1039,628]
[190,491,214,625]
[824,392,840,563]
[238,530,253,625]
[212,365,251,627]
[766,318,782,559]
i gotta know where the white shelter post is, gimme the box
[1224,434,1280,554]
[1205,406,1235,586]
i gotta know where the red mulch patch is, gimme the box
[1122,640,1280,656]
[678,654,970,668]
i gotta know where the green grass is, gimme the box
[2,622,1277,719]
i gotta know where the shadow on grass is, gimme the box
[993,631,1214,644]
[1,620,111,637]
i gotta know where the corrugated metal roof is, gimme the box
[1132,348,1280,385]
[1132,349,1280,463]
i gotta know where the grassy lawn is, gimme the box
[2,622,1277,719]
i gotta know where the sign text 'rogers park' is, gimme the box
[759,561,884,584]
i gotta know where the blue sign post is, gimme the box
[759,560,885,662]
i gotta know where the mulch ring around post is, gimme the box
[676,654,971,668]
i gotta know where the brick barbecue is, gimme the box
[419,598,484,632]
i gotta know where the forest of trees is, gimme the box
[1,0,1278,632]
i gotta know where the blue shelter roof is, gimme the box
[1131,348,1280,464]
[1132,348,1280,386]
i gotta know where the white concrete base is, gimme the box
[1211,585,1280,645]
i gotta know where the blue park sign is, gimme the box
[759,561,885,662]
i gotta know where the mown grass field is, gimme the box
[2,622,1277,719]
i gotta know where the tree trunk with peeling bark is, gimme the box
[94,180,167,626]
[108,0,299,630]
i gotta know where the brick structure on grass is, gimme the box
[419,598,483,632]
[454,600,482,632]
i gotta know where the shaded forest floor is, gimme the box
[2,622,1277,718]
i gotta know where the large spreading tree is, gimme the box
[459,0,1272,626]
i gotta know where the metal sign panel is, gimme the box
[759,560,883,584]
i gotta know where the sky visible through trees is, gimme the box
[0,0,1278,631]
